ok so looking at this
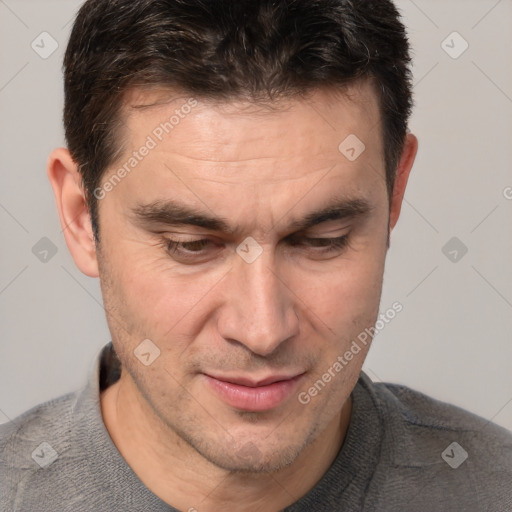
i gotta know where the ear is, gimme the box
[389,133,418,231]
[47,148,99,277]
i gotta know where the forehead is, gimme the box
[97,81,389,242]
[106,82,386,230]
[118,80,382,167]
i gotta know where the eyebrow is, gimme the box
[287,197,371,232]
[130,196,372,235]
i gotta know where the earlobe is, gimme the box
[389,133,418,231]
[47,148,99,277]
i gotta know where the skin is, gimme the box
[47,81,417,511]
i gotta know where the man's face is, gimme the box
[96,83,389,472]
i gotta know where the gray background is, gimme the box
[1,0,511,431]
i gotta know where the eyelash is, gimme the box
[163,235,349,260]
[287,235,349,251]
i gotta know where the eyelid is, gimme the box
[163,232,351,248]
[163,238,216,264]
[300,223,352,237]
[287,225,350,240]
[165,237,212,249]
[161,233,223,247]
[290,234,348,243]
[162,230,351,263]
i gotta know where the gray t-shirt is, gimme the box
[1,343,511,511]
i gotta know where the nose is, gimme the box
[217,247,300,357]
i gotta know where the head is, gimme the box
[48,0,417,473]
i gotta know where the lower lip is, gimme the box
[204,374,304,412]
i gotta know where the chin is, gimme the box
[192,435,305,474]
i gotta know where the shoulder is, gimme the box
[0,391,82,508]
[0,391,78,455]
[362,376,512,510]
[375,380,512,448]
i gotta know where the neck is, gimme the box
[101,372,352,512]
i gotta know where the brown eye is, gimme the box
[161,237,225,264]
[166,238,211,254]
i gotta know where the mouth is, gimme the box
[203,372,306,412]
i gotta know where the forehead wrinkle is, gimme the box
[161,153,347,185]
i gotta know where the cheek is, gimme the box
[294,244,386,329]
[110,246,226,341]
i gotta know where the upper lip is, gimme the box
[206,372,305,387]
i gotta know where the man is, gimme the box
[1,0,511,510]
